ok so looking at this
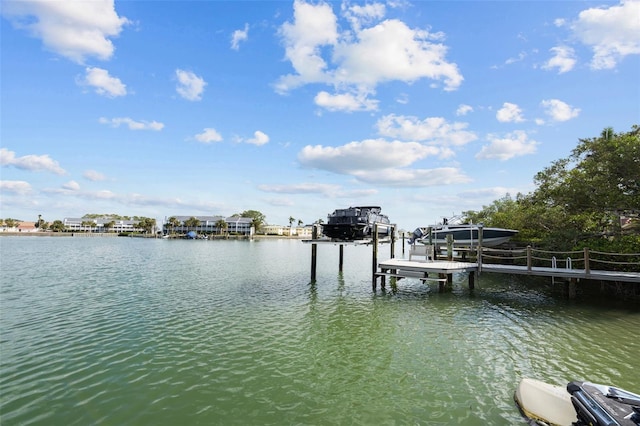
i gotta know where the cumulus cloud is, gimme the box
[231,23,249,50]
[298,139,440,174]
[79,67,127,97]
[351,167,472,187]
[476,131,538,161]
[259,182,342,195]
[296,138,471,187]
[0,180,32,195]
[541,99,580,122]
[176,69,206,101]
[62,180,81,191]
[570,0,640,70]
[83,170,106,181]
[456,104,473,116]
[496,102,525,123]
[376,114,477,147]
[99,117,164,130]
[246,131,270,146]
[1,0,129,63]
[276,0,463,110]
[0,148,66,175]
[314,91,379,112]
[543,46,577,73]
[194,128,223,144]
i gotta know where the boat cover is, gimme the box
[567,381,640,426]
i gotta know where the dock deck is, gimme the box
[375,258,640,288]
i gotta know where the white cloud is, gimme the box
[83,170,106,181]
[194,128,223,144]
[2,0,129,63]
[376,114,477,147]
[341,2,386,31]
[231,24,249,50]
[99,117,164,131]
[314,91,378,112]
[62,180,81,191]
[456,104,473,116]
[80,67,127,97]
[298,138,440,174]
[259,182,342,195]
[246,131,270,146]
[496,102,525,123]
[259,183,378,199]
[541,99,580,122]
[276,1,463,110]
[352,167,471,187]
[505,51,526,65]
[176,69,206,101]
[0,180,32,195]
[570,0,640,70]
[543,46,577,73]
[476,131,538,161]
[0,148,66,175]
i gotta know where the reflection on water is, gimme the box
[1,237,638,425]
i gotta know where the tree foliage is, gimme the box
[239,210,266,232]
[462,125,640,252]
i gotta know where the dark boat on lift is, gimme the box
[321,206,391,240]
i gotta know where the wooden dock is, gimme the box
[375,258,640,294]
[303,223,640,297]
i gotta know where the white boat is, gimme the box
[514,378,640,426]
[409,219,518,247]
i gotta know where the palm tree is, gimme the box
[288,216,295,236]
[104,220,115,233]
[215,219,228,236]
[166,216,180,234]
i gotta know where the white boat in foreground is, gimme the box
[514,378,640,426]
[409,221,518,247]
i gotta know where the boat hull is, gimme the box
[321,206,391,241]
[413,226,518,247]
[514,378,577,426]
[514,378,640,426]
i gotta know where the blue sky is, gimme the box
[1,0,639,230]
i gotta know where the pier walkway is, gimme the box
[376,258,640,289]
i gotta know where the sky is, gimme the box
[1,0,639,230]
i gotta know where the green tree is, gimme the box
[81,220,95,232]
[136,217,157,234]
[240,210,266,232]
[288,216,295,236]
[463,125,639,251]
[165,216,181,234]
[104,221,116,233]
[50,220,65,232]
[4,218,17,229]
[215,218,228,235]
[184,216,201,230]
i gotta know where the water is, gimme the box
[1,237,638,425]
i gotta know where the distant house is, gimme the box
[17,221,37,232]
[163,215,254,235]
[62,218,144,233]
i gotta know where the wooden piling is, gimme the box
[372,225,379,291]
[311,225,318,281]
[569,278,577,299]
[469,271,475,290]
[339,244,344,272]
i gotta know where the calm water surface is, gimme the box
[1,237,638,425]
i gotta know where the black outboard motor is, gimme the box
[567,381,640,426]
[408,227,424,245]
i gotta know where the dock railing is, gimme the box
[469,246,640,274]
